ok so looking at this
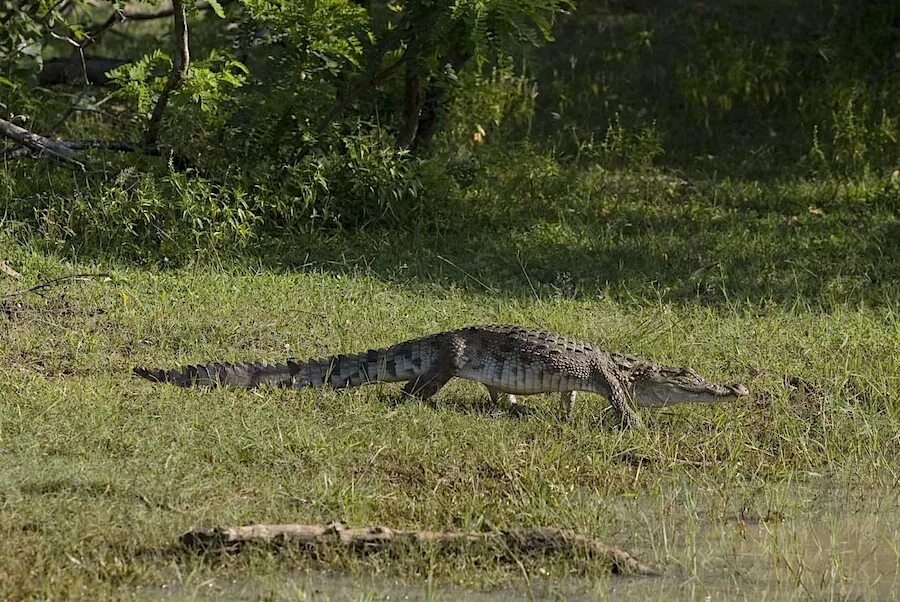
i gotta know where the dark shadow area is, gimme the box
[523,0,899,180]
[2,157,897,309]
[233,172,899,309]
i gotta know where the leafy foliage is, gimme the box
[439,59,538,148]
[239,0,367,71]
[0,0,88,112]
[272,129,432,229]
[107,51,171,120]
[1,0,55,82]
[0,0,896,255]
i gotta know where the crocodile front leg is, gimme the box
[559,390,576,422]
[603,370,643,429]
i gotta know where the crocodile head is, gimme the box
[629,364,749,407]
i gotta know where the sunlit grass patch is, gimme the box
[1,237,897,597]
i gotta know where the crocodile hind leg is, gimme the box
[485,385,501,405]
[401,368,454,404]
[485,385,533,417]
[559,390,576,422]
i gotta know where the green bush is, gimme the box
[808,85,899,175]
[276,130,429,229]
[1,166,261,261]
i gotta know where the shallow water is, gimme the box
[146,484,900,601]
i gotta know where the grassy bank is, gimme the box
[1,184,898,597]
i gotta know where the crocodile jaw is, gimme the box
[632,380,749,408]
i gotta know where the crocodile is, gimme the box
[133,324,749,428]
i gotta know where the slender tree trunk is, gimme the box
[412,49,470,153]
[142,0,190,149]
[395,60,421,150]
[412,78,446,153]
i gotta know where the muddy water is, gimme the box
[147,484,900,600]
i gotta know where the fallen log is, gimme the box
[180,523,659,576]
[0,117,84,169]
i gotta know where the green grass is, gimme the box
[1,148,898,600]
[3,0,898,596]
[4,152,898,308]
[1,190,898,598]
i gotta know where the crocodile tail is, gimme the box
[289,343,428,389]
[133,336,440,390]
[133,361,299,388]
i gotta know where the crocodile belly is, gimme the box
[459,364,582,394]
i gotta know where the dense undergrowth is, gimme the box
[2,1,897,273]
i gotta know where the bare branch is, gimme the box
[84,7,126,45]
[4,138,157,159]
[0,272,111,299]
[142,0,190,149]
[0,116,85,169]
[47,30,80,48]
[180,523,660,576]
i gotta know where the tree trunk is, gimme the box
[142,0,190,149]
[412,50,470,153]
[395,60,421,150]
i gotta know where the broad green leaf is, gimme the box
[205,0,226,19]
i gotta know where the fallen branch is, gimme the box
[0,261,22,280]
[6,138,198,172]
[4,138,155,160]
[62,139,149,153]
[180,523,659,576]
[0,116,85,169]
[0,272,111,299]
